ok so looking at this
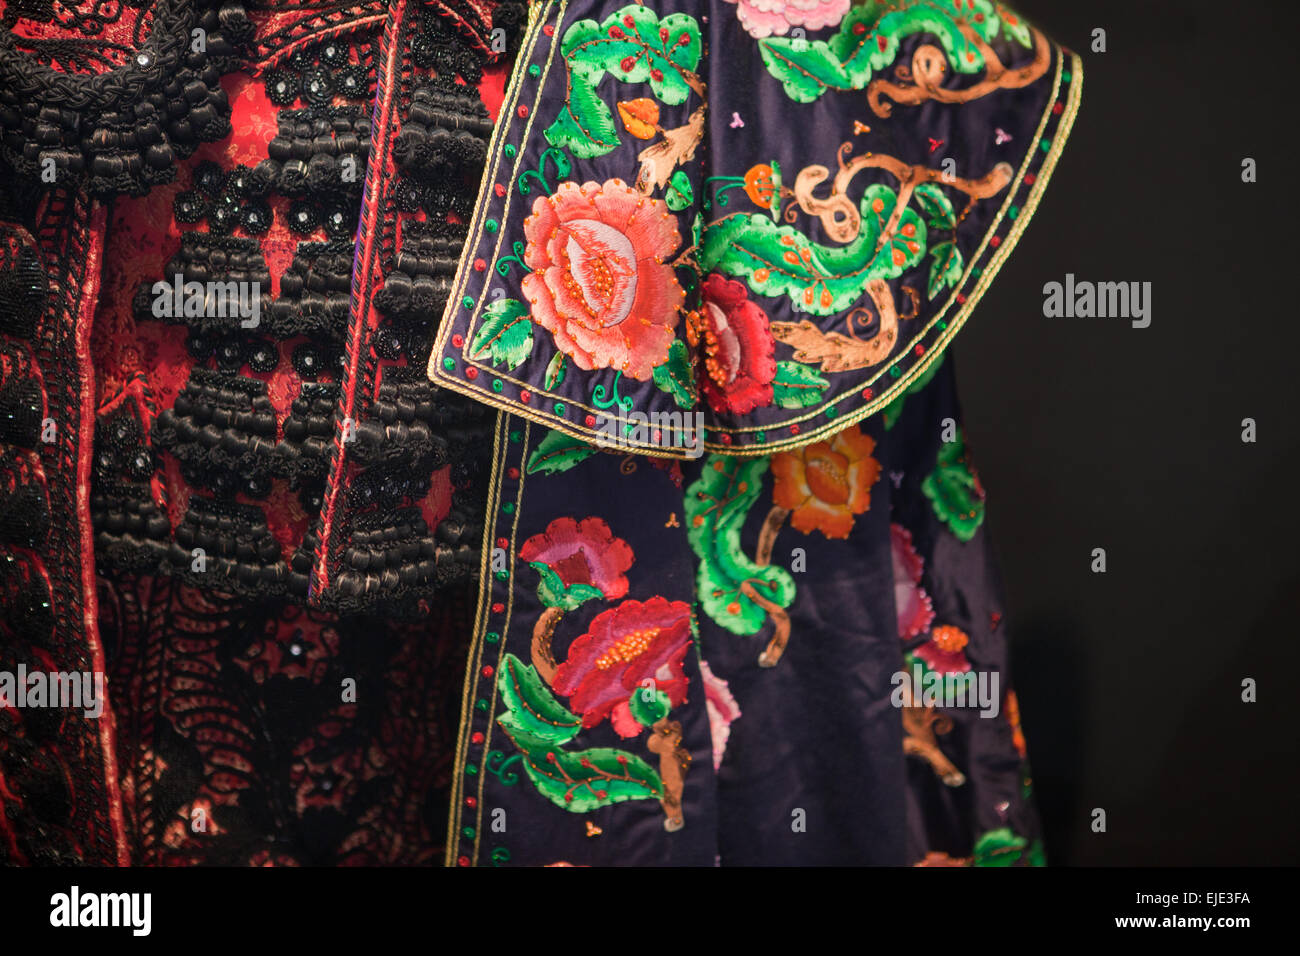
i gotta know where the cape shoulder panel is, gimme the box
[429,0,1081,456]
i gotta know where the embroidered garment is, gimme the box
[432,0,1079,867]
[0,0,1079,867]
[0,0,508,866]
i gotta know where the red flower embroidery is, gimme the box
[688,275,777,414]
[914,625,972,675]
[522,179,683,380]
[552,596,693,736]
[518,516,634,600]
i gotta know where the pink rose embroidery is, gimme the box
[522,179,683,380]
[723,0,851,39]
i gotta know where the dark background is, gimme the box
[952,0,1300,864]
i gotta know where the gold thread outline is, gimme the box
[444,410,509,867]
[471,418,530,867]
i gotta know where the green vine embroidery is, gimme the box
[484,750,523,786]
[759,1,1034,105]
[686,456,796,664]
[702,183,926,317]
[518,147,573,197]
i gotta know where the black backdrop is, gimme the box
[951,0,1300,864]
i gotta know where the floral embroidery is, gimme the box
[912,624,972,675]
[724,0,851,40]
[688,275,777,414]
[699,658,741,770]
[552,596,693,736]
[522,179,684,380]
[519,516,635,602]
[891,523,934,640]
[921,429,986,541]
[772,423,881,539]
[743,163,780,213]
[497,513,693,830]
[544,5,704,160]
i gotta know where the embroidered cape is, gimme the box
[0,0,1078,867]
[432,0,1079,866]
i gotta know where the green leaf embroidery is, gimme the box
[993,2,1034,47]
[517,745,663,813]
[686,456,796,635]
[545,5,703,158]
[973,828,1045,867]
[525,429,600,475]
[758,36,859,105]
[665,169,694,211]
[701,184,925,315]
[651,338,698,409]
[913,182,957,231]
[926,240,964,299]
[470,298,534,369]
[921,429,985,541]
[530,561,604,611]
[758,1,1002,103]
[496,653,582,749]
[495,655,664,814]
[627,687,671,727]
[544,351,567,390]
[772,360,830,408]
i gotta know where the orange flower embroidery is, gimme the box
[521,178,683,380]
[771,424,881,539]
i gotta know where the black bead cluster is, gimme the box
[411,9,487,84]
[261,37,372,108]
[173,160,275,235]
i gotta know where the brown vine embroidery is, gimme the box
[900,682,966,787]
[867,24,1050,118]
[769,151,1013,372]
[531,605,564,683]
[646,718,690,831]
[752,503,792,666]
